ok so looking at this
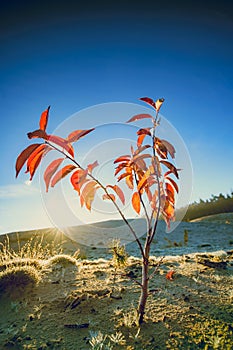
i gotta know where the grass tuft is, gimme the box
[46,254,78,267]
[0,265,40,292]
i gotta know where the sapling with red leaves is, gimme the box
[16,97,179,324]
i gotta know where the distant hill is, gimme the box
[190,212,233,224]
[181,192,233,221]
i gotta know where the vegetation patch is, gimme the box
[0,265,40,292]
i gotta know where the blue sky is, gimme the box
[0,0,233,234]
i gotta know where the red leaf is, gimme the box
[126,113,153,123]
[114,155,131,164]
[51,165,76,187]
[145,187,153,202]
[137,128,152,136]
[160,160,179,179]
[48,135,74,158]
[80,180,98,210]
[166,182,175,197]
[132,192,140,214]
[137,134,146,147]
[26,144,52,180]
[27,129,48,139]
[132,153,151,167]
[139,97,156,108]
[133,144,151,156]
[154,137,168,159]
[44,158,65,192]
[140,97,165,112]
[114,162,128,176]
[67,128,95,143]
[70,169,88,194]
[117,169,132,183]
[161,139,175,159]
[87,160,99,173]
[39,106,50,131]
[106,185,125,205]
[15,143,42,178]
[136,129,151,147]
[166,270,175,280]
[102,193,116,201]
[166,176,179,193]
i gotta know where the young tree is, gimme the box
[16,97,179,324]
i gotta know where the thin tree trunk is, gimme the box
[138,243,150,324]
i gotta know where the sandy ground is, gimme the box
[0,216,233,349]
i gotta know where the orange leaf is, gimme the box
[166,270,175,280]
[138,174,154,193]
[166,176,179,193]
[51,165,76,187]
[162,200,175,229]
[126,113,153,123]
[48,135,74,158]
[80,180,98,210]
[15,143,42,178]
[117,170,134,190]
[166,182,175,197]
[134,159,147,172]
[137,167,153,192]
[44,158,65,192]
[106,185,125,205]
[114,162,128,176]
[39,106,50,131]
[126,174,134,189]
[114,155,131,164]
[70,169,88,194]
[102,193,116,201]
[132,192,141,214]
[133,152,151,161]
[67,128,95,143]
[161,139,175,159]
[87,160,99,173]
[160,160,179,179]
[133,144,151,156]
[137,128,152,136]
[137,134,146,147]
[26,144,51,180]
[27,129,48,139]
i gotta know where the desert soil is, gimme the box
[0,214,233,349]
[0,248,233,349]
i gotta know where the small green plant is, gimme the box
[0,265,40,292]
[109,239,128,269]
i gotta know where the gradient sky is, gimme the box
[0,0,233,234]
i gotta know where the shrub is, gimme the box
[46,254,78,267]
[0,265,40,292]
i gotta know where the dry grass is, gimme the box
[0,265,41,291]
[0,233,63,264]
[46,254,79,267]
